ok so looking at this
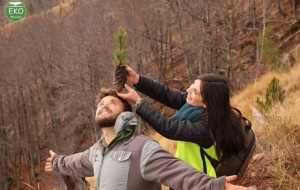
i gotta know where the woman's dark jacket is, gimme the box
[134,75,213,149]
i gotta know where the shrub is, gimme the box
[256,77,285,111]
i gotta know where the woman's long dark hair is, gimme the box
[199,74,245,158]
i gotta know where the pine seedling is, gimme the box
[256,77,285,112]
[112,27,128,92]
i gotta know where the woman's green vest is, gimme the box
[170,103,218,177]
[176,142,217,177]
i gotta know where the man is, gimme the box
[45,88,248,190]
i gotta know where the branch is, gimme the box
[22,181,37,190]
[277,28,300,48]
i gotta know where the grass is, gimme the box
[231,64,300,189]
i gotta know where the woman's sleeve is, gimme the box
[136,100,213,148]
[134,75,187,110]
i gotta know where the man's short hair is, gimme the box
[96,88,132,112]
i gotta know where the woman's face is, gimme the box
[186,79,205,107]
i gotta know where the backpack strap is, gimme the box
[199,114,254,176]
[200,147,220,172]
[199,147,208,174]
[237,126,256,173]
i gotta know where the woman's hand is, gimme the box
[117,84,141,104]
[125,66,140,85]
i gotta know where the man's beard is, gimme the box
[95,116,117,128]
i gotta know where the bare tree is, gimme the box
[290,0,298,20]
[0,93,8,190]
[251,0,260,62]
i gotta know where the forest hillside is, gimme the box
[0,0,300,189]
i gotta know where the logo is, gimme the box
[5,1,27,22]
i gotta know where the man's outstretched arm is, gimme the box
[140,140,249,190]
[45,149,93,178]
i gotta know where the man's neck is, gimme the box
[101,127,116,145]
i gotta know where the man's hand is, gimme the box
[117,84,141,104]
[225,175,249,190]
[44,150,57,172]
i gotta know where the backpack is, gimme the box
[200,116,256,181]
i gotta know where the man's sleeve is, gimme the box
[140,140,226,190]
[52,149,94,178]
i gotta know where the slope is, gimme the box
[231,63,300,189]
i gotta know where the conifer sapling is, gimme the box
[112,27,128,92]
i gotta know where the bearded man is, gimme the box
[45,88,248,190]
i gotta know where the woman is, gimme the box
[117,66,249,178]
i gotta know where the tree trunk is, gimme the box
[0,95,8,190]
[226,42,233,79]
[158,22,166,83]
[16,93,23,190]
[252,0,260,62]
[29,86,42,173]
[20,86,35,184]
[178,8,192,83]
[277,0,285,16]
[261,0,267,63]
[206,2,212,73]
[291,0,297,20]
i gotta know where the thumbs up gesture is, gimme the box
[45,150,57,172]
